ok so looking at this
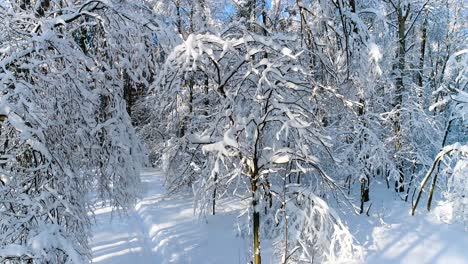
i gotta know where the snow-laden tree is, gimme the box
[153,22,363,262]
[0,0,164,262]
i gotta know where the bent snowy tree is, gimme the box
[0,0,160,262]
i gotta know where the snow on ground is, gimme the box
[90,169,248,264]
[346,183,468,264]
[90,169,468,264]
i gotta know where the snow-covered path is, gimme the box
[90,169,468,264]
[90,169,247,264]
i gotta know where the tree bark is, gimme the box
[417,16,427,89]
[394,4,409,193]
[249,154,261,264]
[212,172,217,215]
[252,174,261,264]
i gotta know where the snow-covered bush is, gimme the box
[446,146,468,230]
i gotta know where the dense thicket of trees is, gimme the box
[0,0,466,263]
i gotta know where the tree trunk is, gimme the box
[249,154,261,264]
[360,174,370,214]
[394,4,409,193]
[427,118,453,211]
[252,175,261,264]
[123,70,133,117]
[417,17,427,89]
[212,172,217,215]
[175,0,186,39]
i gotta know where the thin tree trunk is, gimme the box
[394,4,409,193]
[427,118,453,211]
[417,16,427,89]
[123,70,133,117]
[405,162,416,202]
[175,0,186,39]
[360,175,370,214]
[252,175,261,264]
[249,154,261,264]
[212,172,217,215]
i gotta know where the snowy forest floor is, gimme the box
[90,169,468,264]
